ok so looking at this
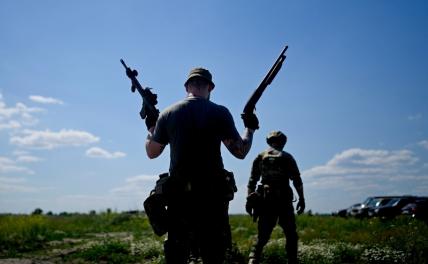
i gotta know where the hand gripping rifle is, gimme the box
[243,46,288,115]
[120,59,159,121]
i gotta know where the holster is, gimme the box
[247,191,262,222]
[223,169,237,201]
[143,172,169,236]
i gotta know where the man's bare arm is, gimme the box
[145,127,166,159]
[223,128,254,159]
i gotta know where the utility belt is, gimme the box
[161,169,237,200]
[256,183,293,201]
[143,169,237,236]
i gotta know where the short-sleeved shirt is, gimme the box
[248,147,301,192]
[153,96,240,176]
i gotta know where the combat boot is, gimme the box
[188,256,200,264]
[248,258,259,264]
[248,251,260,264]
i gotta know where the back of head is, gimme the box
[266,130,287,150]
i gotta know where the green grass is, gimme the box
[0,212,153,255]
[230,214,428,264]
[0,212,427,263]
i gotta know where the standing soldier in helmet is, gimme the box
[246,131,305,264]
[145,67,259,264]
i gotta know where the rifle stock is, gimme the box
[243,46,288,114]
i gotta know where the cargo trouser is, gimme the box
[164,173,227,264]
[250,201,298,264]
[189,201,232,263]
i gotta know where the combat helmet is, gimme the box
[266,130,287,149]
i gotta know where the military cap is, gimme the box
[184,67,215,88]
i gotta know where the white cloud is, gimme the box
[301,147,428,197]
[12,150,42,163]
[419,140,428,150]
[301,148,428,213]
[29,95,64,105]
[125,175,158,183]
[0,101,43,119]
[304,148,418,179]
[0,93,43,130]
[110,174,157,196]
[85,147,126,159]
[10,129,100,149]
[0,156,34,174]
[0,120,20,130]
[16,155,43,163]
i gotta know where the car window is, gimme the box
[362,198,373,206]
[367,198,381,207]
[379,199,391,206]
[386,198,400,206]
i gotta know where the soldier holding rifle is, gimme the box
[144,67,257,264]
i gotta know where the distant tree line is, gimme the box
[29,208,142,216]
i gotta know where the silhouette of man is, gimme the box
[145,67,259,264]
[246,131,305,264]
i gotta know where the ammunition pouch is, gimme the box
[152,172,169,195]
[246,192,262,222]
[224,169,237,201]
[143,172,169,236]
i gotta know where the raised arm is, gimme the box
[223,128,254,159]
[145,127,166,159]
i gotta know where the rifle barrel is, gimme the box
[120,59,127,69]
[243,45,288,114]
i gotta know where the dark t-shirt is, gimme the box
[153,96,240,176]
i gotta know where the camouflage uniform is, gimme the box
[247,131,304,264]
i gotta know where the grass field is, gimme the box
[0,212,427,263]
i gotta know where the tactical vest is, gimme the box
[260,149,288,185]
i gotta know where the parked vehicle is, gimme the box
[336,195,425,219]
[351,196,398,218]
[373,196,417,219]
[367,197,394,217]
[336,203,361,217]
[348,197,376,218]
[401,197,428,221]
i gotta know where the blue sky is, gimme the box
[1,0,427,214]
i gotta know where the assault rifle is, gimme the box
[120,59,159,120]
[243,46,288,115]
